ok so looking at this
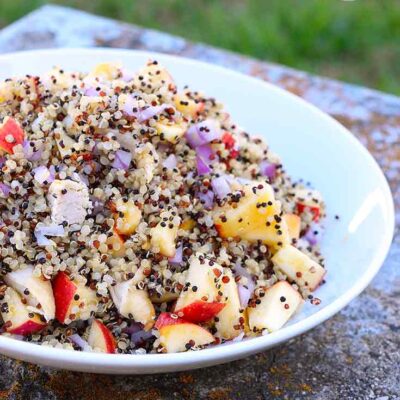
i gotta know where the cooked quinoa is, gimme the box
[0,61,325,354]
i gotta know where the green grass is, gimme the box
[1,0,399,94]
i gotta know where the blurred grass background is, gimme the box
[0,0,399,94]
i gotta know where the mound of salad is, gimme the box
[0,61,325,354]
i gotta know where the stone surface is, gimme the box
[0,5,398,399]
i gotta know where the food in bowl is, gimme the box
[0,61,326,354]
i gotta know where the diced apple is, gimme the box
[173,92,205,118]
[87,319,116,354]
[283,214,301,242]
[52,272,98,324]
[247,281,303,332]
[109,279,155,329]
[214,268,243,339]
[114,199,142,236]
[214,184,290,249]
[90,63,120,80]
[134,62,175,92]
[155,118,186,144]
[4,266,55,321]
[155,313,214,353]
[272,245,326,291]
[0,117,25,154]
[106,230,126,257]
[0,287,46,335]
[175,257,225,323]
[150,211,181,257]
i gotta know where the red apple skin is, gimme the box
[155,312,187,330]
[52,272,77,323]
[94,320,116,354]
[175,301,225,323]
[0,117,25,154]
[7,319,46,336]
[296,203,320,222]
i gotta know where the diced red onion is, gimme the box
[90,196,104,216]
[0,183,11,197]
[238,284,252,308]
[260,160,277,181]
[186,120,221,148]
[69,334,91,351]
[304,224,322,246]
[131,330,154,346]
[163,154,177,169]
[124,322,144,335]
[122,96,139,117]
[137,104,167,123]
[122,96,167,122]
[0,157,5,168]
[32,166,54,184]
[211,176,232,198]
[169,244,183,265]
[121,68,135,82]
[230,263,255,309]
[34,223,65,246]
[198,190,214,210]
[23,140,43,161]
[196,155,211,175]
[112,149,131,170]
[84,87,99,96]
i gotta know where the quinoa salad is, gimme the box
[0,61,326,354]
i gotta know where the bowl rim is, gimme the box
[0,47,395,372]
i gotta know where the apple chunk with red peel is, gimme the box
[52,272,98,324]
[0,288,46,335]
[150,211,181,257]
[0,117,25,154]
[155,312,214,353]
[272,245,326,291]
[247,281,303,332]
[4,266,55,321]
[88,319,116,354]
[214,268,244,340]
[214,184,290,249]
[174,257,225,323]
[109,279,155,329]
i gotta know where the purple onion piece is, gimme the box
[196,155,211,175]
[32,165,54,184]
[198,190,215,210]
[186,119,221,148]
[0,183,11,197]
[112,149,131,170]
[211,176,231,198]
[303,224,322,246]
[69,334,90,351]
[169,244,183,265]
[131,330,154,346]
[259,160,277,181]
[0,157,5,168]
[238,284,252,308]
[163,154,177,169]
[124,322,144,335]
[84,87,99,96]
[137,104,167,123]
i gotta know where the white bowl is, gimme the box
[0,48,394,374]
